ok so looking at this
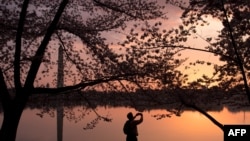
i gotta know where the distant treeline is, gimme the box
[1,88,250,113]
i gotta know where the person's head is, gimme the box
[127,112,133,121]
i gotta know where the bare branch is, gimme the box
[179,94,224,131]
[32,73,139,94]
[141,44,235,62]
[93,0,139,19]
[14,0,30,90]
[220,0,250,102]
[24,0,69,89]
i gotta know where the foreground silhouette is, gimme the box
[123,112,143,141]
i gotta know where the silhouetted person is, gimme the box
[124,112,143,141]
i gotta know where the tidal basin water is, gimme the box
[0,106,250,141]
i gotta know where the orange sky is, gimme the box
[36,1,226,88]
[102,4,225,87]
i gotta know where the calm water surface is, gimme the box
[1,106,250,141]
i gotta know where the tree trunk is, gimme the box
[0,97,28,141]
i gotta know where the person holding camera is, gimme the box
[123,112,143,141]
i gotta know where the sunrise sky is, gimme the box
[34,0,226,88]
[101,2,225,86]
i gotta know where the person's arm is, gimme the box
[134,113,143,124]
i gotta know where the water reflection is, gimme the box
[57,105,63,141]
[1,106,249,141]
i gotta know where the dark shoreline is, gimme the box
[25,88,250,112]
